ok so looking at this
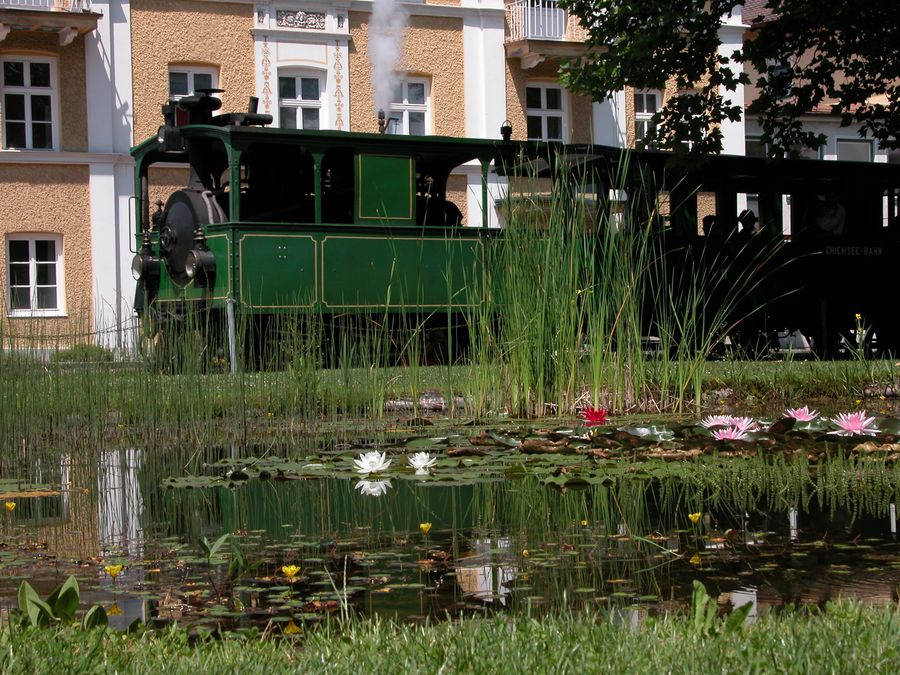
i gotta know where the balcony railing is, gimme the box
[506,0,586,43]
[0,1,91,10]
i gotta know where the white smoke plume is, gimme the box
[369,0,408,119]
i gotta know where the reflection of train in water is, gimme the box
[131,91,900,361]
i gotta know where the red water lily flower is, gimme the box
[580,407,608,426]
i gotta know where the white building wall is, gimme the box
[718,7,746,156]
[85,1,136,352]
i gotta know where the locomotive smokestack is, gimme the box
[377,109,387,134]
[248,96,259,114]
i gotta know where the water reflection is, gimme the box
[2,443,900,631]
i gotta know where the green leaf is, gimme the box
[50,575,80,623]
[82,605,108,630]
[724,601,753,634]
[17,581,54,627]
[208,532,231,559]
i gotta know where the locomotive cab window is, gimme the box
[240,143,315,223]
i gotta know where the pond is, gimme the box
[2,413,900,633]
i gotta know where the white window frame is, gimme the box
[5,233,65,317]
[277,70,326,130]
[168,66,219,101]
[633,89,662,145]
[525,82,567,141]
[1,55,59,151]
[387,78,431,136]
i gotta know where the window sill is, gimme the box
[7,311,68,319]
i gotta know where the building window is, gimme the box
[1,57,57,150]
[526,84,566,141]
[168,67,218,100]
[387,79,429,135]
[634,90,661,144]
[6,234,64,316]
[278,72,324,130]
[837,139,872,162]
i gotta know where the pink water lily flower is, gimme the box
[712,426,749,441]
[700,415,732,428]
[727,416,759,433]
[580,407,608,427]
[785,405,819,422]
[829,411,879,437]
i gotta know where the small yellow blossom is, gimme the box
[282,564,301,582]
[284,620,303,635]
[107,604,123,616]
[689,553,702,565]
[4,501,15,512]
[522,549,529,558]
[105,564,123,580]
[688,512,702,524]
[855,399,862,405]
[855,313,862,321]
[419,522,432,535]
[581,519,589,527]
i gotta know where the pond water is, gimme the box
[2,415,900,633]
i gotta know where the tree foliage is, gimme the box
[558,0,899,156]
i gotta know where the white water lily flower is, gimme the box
[407,452,437,475]
[355,479,392,497]
[354,450,392,475]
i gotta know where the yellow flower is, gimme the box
[855,399,862,405]
[522,549,530,558]
[581,519,589,526]
[855,313,862,321]
[419,522,432,535]
[107,603,123,616]
[4,501,15,512]
[688,512,702,524]
[283,620,302,635]
[282,564,301,582]
[689,553,702,565]
[105,564,123,580]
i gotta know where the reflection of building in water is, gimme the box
[455,537,518,605]
[98,449,144,558]
[719,587,759,624]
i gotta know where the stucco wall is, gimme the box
[130,0,255,143]
[505,58,592,143]
[349,12,466,136]
[446,174,468,224]
[0,32,88,152]
[0,164,92,344]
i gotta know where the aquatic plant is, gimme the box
[829,411,879,437]
[355,479,391,497]
[688,512,702,524]
[354,451,392,475]
[407,452,437,474]
[5,501,15,512]
[104,564,123,580]
[580,407,608,426]
[785,405,819,421]
[419,522,432,535]
[700,415,733,428]
[11,576,110,631]
[711,426,749,441]
[282,565,300,583]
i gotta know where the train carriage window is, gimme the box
[387,78,430,135]
[1,56,57,150]
[837,139,873,163]
[168,66,218,100]
[278,71,325,130]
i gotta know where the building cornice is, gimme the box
[0,150,132,165]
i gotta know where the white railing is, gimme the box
[0,1,91,11]
[506,0,585,42]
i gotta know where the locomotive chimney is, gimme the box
[248,96,259,114]
[377,109,387,134]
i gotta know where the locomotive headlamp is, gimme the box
[184,247,216,287]
[131,250,160,282]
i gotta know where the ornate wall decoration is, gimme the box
[333,41,344,130]
[276,11,326,30]
[261,36,272,113]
